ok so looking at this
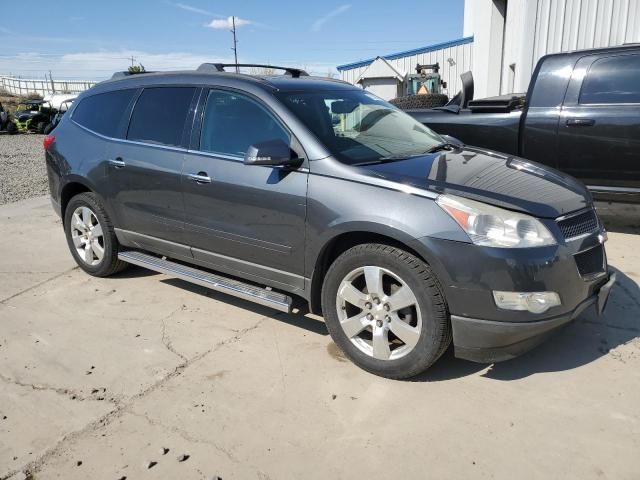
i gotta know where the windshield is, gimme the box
[275,89,443,165]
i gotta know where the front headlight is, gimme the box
[436,194,556,248]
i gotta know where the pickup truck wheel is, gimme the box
[322,243,451,379]
[63,193,128,277]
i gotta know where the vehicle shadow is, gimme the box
[596,202,640,234]
[114,265,638,381]
[159,277,330,336]
[416,266,640,382]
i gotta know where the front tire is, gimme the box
[322,243,451,379]
[63,192,128,277]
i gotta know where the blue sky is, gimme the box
[0,0,464,80]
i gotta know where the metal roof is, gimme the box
[336,36,474,71]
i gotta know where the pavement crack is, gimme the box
[0,372,121,405]
[129,410,239,463]
[0,267,78,304]
[1,315,267,480]
[160,307,189,362]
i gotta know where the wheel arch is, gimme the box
[308,228,429,316]
[60,178,96,219]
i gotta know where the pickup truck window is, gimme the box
[276,90,442,165]
[580,55,640,105]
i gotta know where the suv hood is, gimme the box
[360,146,591,218]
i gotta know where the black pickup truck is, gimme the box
[408,44,640,204]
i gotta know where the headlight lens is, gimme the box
[436,194,556,248]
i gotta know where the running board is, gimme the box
[118,250,292,313]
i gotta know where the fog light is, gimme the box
[493,291,561,314]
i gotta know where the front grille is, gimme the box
[574,245,605,278]
[557,209,598,240]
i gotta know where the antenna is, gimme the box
[231,16,239,73]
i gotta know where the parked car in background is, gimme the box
[407,44,640,204]
[44,64,614,378]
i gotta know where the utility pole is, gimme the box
[129,56,136,67]
[49,70,56,94]
[231,16,238,72]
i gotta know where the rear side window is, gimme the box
[72,89,137,138]
[127,87,196,147]
[580,55,640,104]
[199,90,289,157]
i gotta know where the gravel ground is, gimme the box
[0,133,48,205]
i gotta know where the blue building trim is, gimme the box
[336,36,474,71]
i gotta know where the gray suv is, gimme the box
[44,63,615,379]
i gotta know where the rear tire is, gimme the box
[63,192,128,277]
[321,243,451,379]
[36,121,46,134]
[6,122,17,134]
[43,123,54,134]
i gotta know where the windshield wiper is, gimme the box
[352,156,407,166]
[423,142,459,154]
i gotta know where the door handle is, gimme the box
[566,118,595,127]
[108,157,126,168]
[187,172,212,184]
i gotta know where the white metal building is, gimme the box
[338,0,640,100]
[337,37,474,100]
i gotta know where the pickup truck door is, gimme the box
[557,53,640,195]
[181,88,308,291]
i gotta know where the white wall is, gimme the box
[360,78,400,101]
[340,40,473,98]
[469,0,640,98]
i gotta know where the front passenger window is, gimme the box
[200,90,290,157]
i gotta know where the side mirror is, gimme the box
[244,139,301,167]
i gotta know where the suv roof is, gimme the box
[103,63,353,93]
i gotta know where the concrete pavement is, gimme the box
[1,196,639,479]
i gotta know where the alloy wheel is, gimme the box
[70,206,105,266]
[336,266,422,360]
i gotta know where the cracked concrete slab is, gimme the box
[0,196,639,479]
[0,381,113,475]
[0,197,74,303]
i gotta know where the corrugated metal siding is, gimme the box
[339,39,473,98]
[533,0,640,69]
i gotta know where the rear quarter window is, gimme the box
[72,89,137,138]
[127,87,196,147]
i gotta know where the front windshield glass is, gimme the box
[275,89,443,165]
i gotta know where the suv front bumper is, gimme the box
[410,228,614,364]
[451,272,615,363]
